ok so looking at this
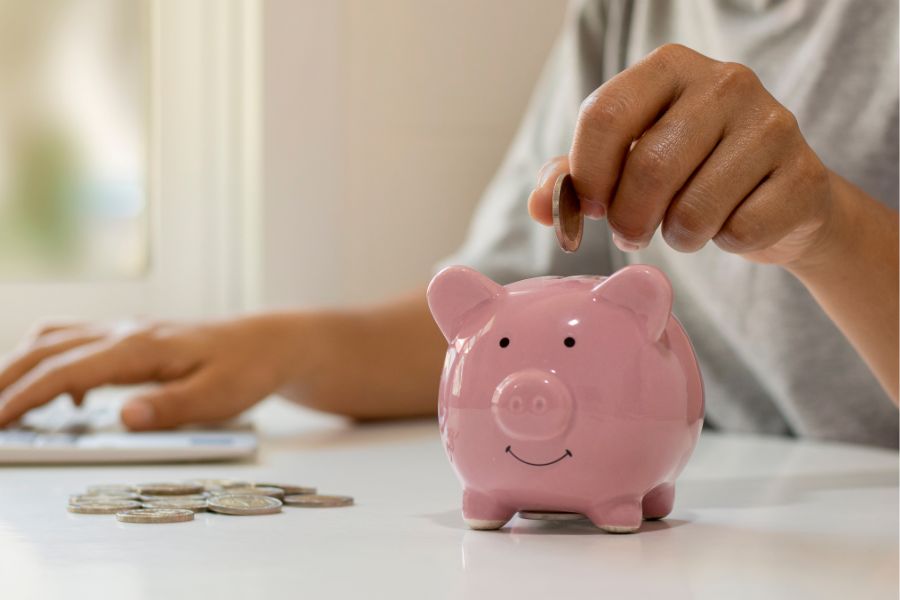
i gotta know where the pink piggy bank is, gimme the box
[426,264,704,533]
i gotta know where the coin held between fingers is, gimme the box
[552,173,584,253]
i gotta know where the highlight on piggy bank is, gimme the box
[426,264,704,533]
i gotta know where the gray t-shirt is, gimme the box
[439,0,899,448]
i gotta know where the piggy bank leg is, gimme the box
[586,497,642,533]
[462,489,514,530]
[641,482,675,521]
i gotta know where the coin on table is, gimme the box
[255,483,316,496]
[68,500,142,514]
[212,485,285,500]
[136,482,205,496]
[207,494,283,516]
[116,508,195,524]
[552,172,583,253]
[86,484,136,495]
[142,498,208,512]
[79,491,140,500]
[283,494,353,508]
[518,510,586,521]
[70,494,140,504]
[139,493,209,502]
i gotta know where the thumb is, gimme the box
[528,155,570,226]
[121,370,223,430]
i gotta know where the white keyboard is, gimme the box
[0,393,257,464]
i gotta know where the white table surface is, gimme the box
[1,397,897,600]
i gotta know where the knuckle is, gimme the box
[761,105,798,136]
[119,323,162,350]
[713,213,764,253]
[662,222,706,252]
[109,325,165,376]
[606,213,648,242]
[649,43,694,66]
[711,62,757,97]
[579,89,634,133]
[661,221,705,252]
[630,144,670,181]
[664,201,709,242]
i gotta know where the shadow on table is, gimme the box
[423,508,690,535]
[678,468,898,510]
[422,467,897,533]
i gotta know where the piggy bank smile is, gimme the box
[504,445,572,467]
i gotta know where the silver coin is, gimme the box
[552,173,583,253]
[518,510,586,521]
[255,483,317,496]
[283,494,353,508]
[207,494,283,516]
[80,491,140,500]
[68,500,142,514]
[136,482,205,496]
[142,498,208,512]
[212,485,284,500]
[70,494,139,504]
[116,508,195,524]
[139,493,209,502]
[86,484,136,495]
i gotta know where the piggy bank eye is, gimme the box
[499,337,510,348]
[564,336,576,348]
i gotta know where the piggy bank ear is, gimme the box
[593,264,673,342]
[427,266,504,342]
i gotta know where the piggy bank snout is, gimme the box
[490,369,573,441]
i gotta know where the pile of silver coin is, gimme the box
[67,479,353,524]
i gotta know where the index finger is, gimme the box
[0,336,165,426]
[569,44,702,212]
[0,330,105,394]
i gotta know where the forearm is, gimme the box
[786,172,899,404]
[276,288,446,419]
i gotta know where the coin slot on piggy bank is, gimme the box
[426,264,704,533]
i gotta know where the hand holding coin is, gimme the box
[529,160,591,254]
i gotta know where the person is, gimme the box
[0,0,897,448]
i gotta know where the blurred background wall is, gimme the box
[262,0,566,307]
[0,0,567,350]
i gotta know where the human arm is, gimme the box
[0,290,447,430]
[784,173,898,402]
[527,43,899,405]
[276,289,447,420]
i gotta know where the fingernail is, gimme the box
[526,189,538,217]
[583,200,606,220]
[122,401,155,428]
[536,162,561,189]
[612,233,642,252]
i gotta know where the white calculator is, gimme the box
[0,393,257,464]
